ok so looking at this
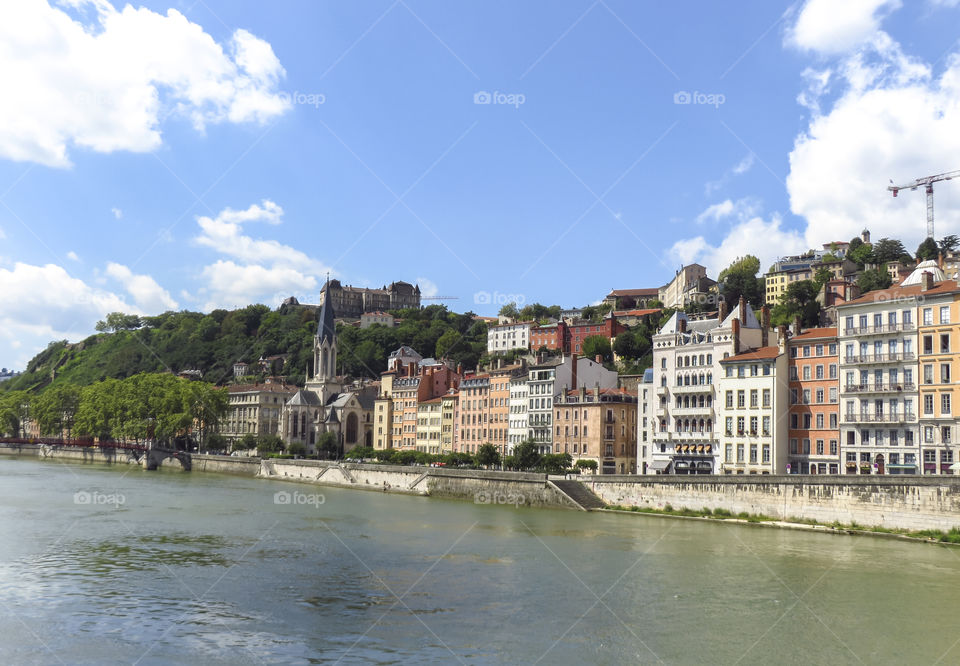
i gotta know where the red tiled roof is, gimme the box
[720,346,781,362]
[607,288,660,297]
[613,308,662,317]
[790,327,837,341]
[839,280,960,306]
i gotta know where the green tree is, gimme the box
[95,312,142,332]
[770,280,821,328]
[613,332,641,359]
[476,443,501,468]
[498,302,520,320]
[435,329,461,359]
[287,441,306,456]
[512,439,542,471]
[540,453,572,474]
[317,431,339,458]
[813,267,833,290]
[848,242,874,267]
[0,391,31,437]
[257,433,284,454]
[718,255,764,308]
[32,383,81,438]
[917,237,939,261]
[238,433,258,451]
[581,335,612,363]
[857,268,892,294]
[939,235,960,253]
[575,459,598,473]
[872,238,908,264]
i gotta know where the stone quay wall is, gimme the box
[583,475,960,532]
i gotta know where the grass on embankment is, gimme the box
[605,504,960,544]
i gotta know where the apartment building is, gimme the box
[836,269,931,475]
[220,382,297,444]
[527,354,617,454]
[456,374,490,455]
[507,375,529,450]
[488,363,524,456]
[787,328,841,474]
[637,369,654,473]
[553,386,638,474]
[646,297,765,474]
[440,392,457,454]
[415,398,442,454]
[917,280,960,474]
[530,322,567,352]
[487,321,532,354]
[567,317,626,355]
[717,344,788,474]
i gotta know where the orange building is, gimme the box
[487,362,525,456]
[553,386,638,474]
[456,373,490,454]
[787,327,841,474]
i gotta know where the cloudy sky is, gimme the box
[1,0,960,369]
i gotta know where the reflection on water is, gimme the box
[1,457,960,665]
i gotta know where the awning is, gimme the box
[650,459,671,472]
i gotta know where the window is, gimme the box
[737,417,745,434]
[816,344,824,356]
[737,390,745,408]
[941,306,951,324]
[923,308,933,325]
[725,417,733,436]
[762,389,771,408]
[829,440,838,455]
[816,389,824,404]
[750,416,758,434]
[924,335,934,355]
[924,394,935,415]
[803,414,812,429]
[803,345,811,357]
[816,440,824,455]
[802,389,811,404]
[802,438,811,454]
[829,343,838,355]
[789,367,798,381]
[942,334,951,354]
[790,388,798,405]
[725,391,733,408]
[829,387,838,403]
[762,445,770,463]
[790,413,798,429]
[762,416,770,436]
[925,426,935,443]
[845,316,854,333]
[738,366,745,378]
[943,427,953,445]
[943,394,952,416]
[815,365,824,379]
[816,413,824,428]
[726,443,733,462]
[750,390,758,408]
[943,364,952,384]
[829,413,838,428]
[737,444,744,462]
[750,444,758,464]
[924,365,934,385]
[802,366,811,380]
[903,309,912,325]
[763,364,771,376]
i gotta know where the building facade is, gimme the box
[319,279,420,318]
[554,387,638,474]
[787,328,841,474]
[917,285,960,474]
[220,382,297,445]
[487,322,533,354]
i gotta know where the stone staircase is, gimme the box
[549,479,607,511]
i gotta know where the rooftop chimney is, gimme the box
[594,382,600,400]
[738,295,746,325]
[732,318,741,355]
[571,352,578,390]
[778,325,788,353]
[761,306,770,347]
[794,315,803,336]
[717,298,728,322]
[922,271,934,291]
[678,317,687,334]
[595,354,603,364]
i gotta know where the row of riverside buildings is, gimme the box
[640,259,960,475]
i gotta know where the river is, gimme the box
[1,457,959,664]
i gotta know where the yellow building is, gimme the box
[440,393,458,454]
[415,398,443,453]
[373,370,395,450]
[917,283,960,474]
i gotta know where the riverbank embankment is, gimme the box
[5,444,960,534]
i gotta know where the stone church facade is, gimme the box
[279,287,375,454]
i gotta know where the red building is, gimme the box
[567,317,626,354]
[530,321,568,352]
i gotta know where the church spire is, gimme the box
[317,273,336,345]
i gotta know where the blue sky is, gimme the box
[2,0,960,369]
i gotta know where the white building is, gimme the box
[835,267,940,475]
[637,368,655,473]
[645,298,765,474]
[487,321,532,354]
[716,343,789,474]
[527,354,618,454]
[507,374,529,451]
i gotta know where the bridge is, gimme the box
[0,437,191,471]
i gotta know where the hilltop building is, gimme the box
[319,279,420,318]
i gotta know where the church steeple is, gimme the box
[313,276,338,386]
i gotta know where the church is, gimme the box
[278,288,375,454]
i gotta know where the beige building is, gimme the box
[659,264,707,309]
[553,386,638,474]
[440,392,458,453]
[219,382,297,446]
[415,398,443,453]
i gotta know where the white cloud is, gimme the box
[416,277,439,299]
[193,200,333,309]
[788,42,960,250]
[787,0,901,54]
[705,153,755,195]
[696,200,735,224]
[105,262,178,312]
[199,260,318,311]
[0,261,136,367]
[66,250,79,261]
[0,1,290,167]
[111,207,122,219]
[668,214,807,277]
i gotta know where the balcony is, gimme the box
[844,322,915,336]
[843,412,916,424]
[844,383,915,394]
[843,352,915,364]
[656,385,669,396]
[672,383,713,394]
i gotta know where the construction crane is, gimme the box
[888,169,960,239]
[421,296,459,301]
